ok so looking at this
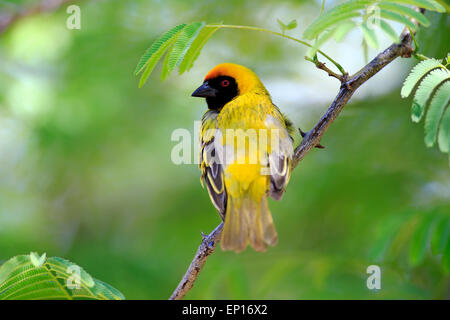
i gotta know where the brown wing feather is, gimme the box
[200,110,227,219]
[266,110,294,201]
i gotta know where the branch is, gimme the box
[169,222,223,300]
[293,30,413,166]
[170,28,415,300]
[0,0,77,35]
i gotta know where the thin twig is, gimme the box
[305,56,349,83]
[169,223,223,300]
[170,26,415,300]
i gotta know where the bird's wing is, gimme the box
[199,110,227,218]
[265,109,294,201]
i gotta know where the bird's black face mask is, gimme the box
[192,76,239,110]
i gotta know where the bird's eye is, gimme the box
[221,79,230,87]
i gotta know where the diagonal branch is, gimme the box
[169,222,223,300]
[169,28,415,300]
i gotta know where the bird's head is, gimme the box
[192,63,268,110]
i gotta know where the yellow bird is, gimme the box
[192,63,295,252]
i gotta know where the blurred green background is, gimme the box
[0,0,449,299]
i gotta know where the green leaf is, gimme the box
[431,217,449,255]
[379,2,430,27]
[138,24,187,87]
[379,9,417,31]
[425,81,450,147]
[361,22,379,49]
[0,254,124,300]
[303,0,371,39]
[179,25,219,74]
[160,48,172,81]
[401,58,442,98]
[411,68,449,122]
[333,21,357,42]
[438,106,450,153]
[163,22,205,80]
[409,216,433,267]
[390,0,446,12]
[135,23,187,75]
[379,19,400,43]
[286,19,298,30]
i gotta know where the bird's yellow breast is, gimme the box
[215,90,285,194]
[217,90,276,130]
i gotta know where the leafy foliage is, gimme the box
[0,253,124,300]
[401,56,450,160]
[136,22,212,86]
[371,212,449,271]
[410,214,450,270]
[163,22,205,80]
[178,25,220,74]
[135,1,447,85]
[135,23,186,75]
[303,0,445,55]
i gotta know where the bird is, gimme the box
[192,63,295,252]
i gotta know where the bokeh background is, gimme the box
[0,0,449,299]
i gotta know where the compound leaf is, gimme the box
[0,253,124,300]
[401,58,442,98]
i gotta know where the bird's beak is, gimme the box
[191,82,217,98]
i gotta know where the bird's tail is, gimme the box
[221,191,278,253]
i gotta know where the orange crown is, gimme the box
[204,63,267,95]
